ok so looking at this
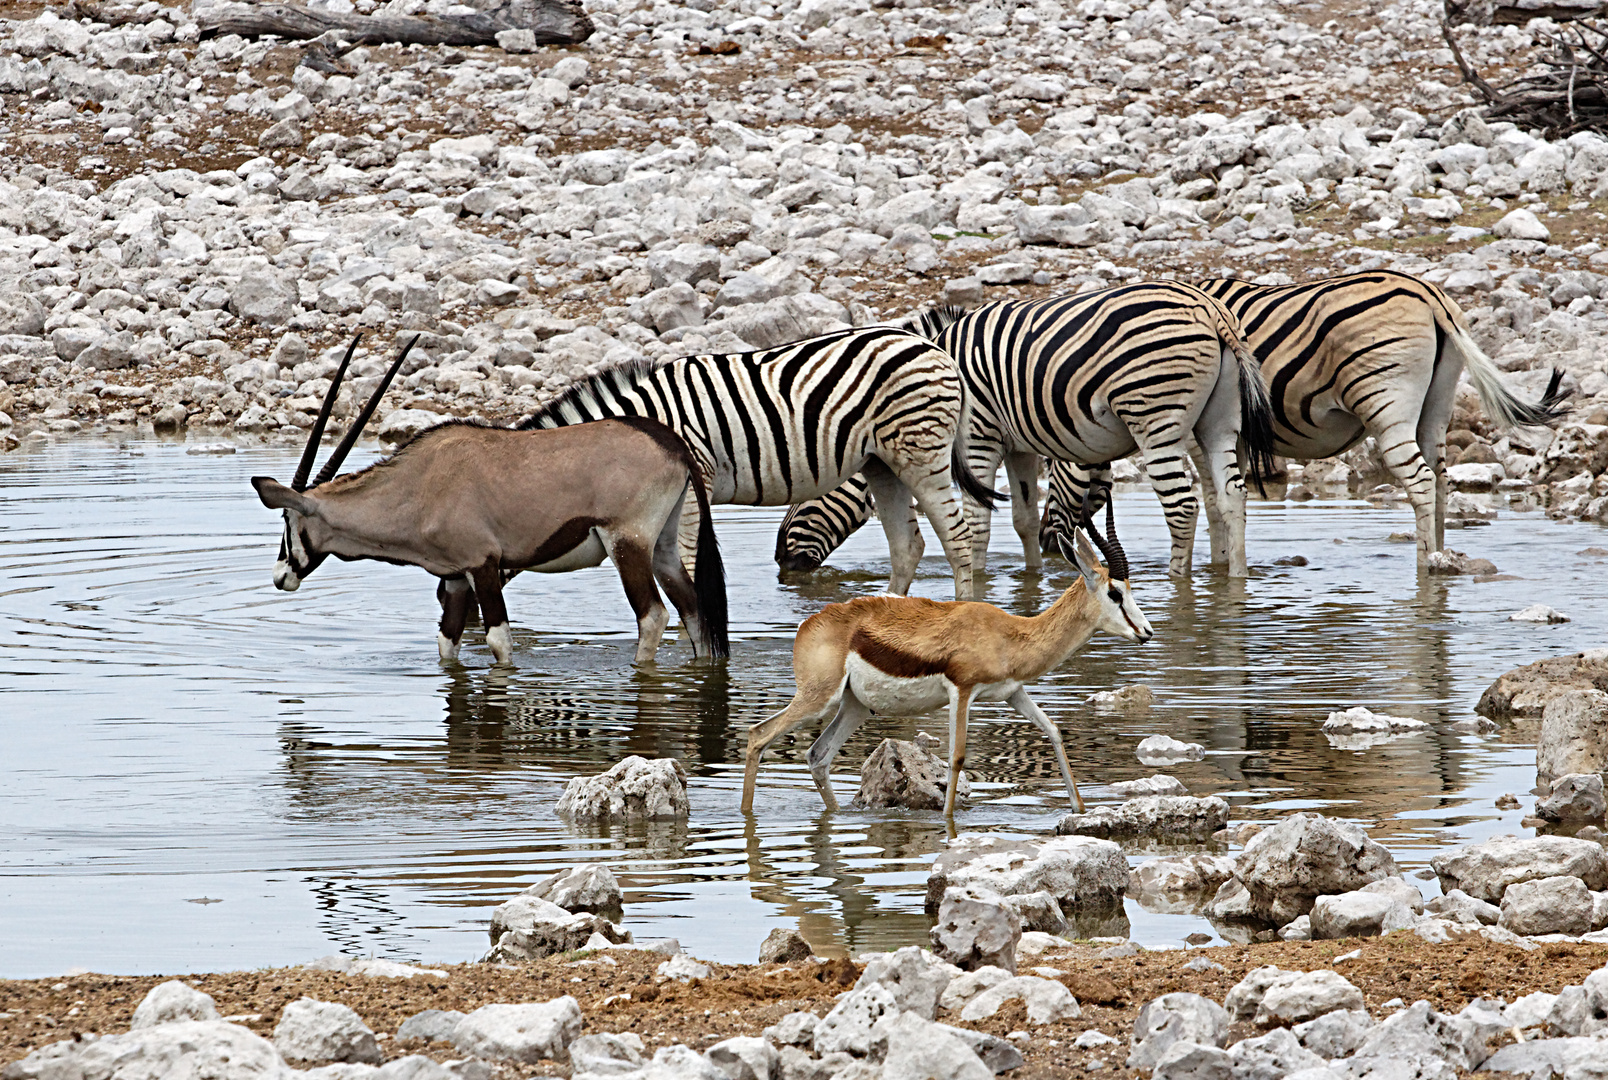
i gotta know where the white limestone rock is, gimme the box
[1493,208,1551,241]
[1110,774,1186,798]
[704,1036,776,1080]
[854,945,960,1020]
[873,1011,993,1080]
[1309,891,1418,940]
[930,886,1021,973]
[1293,1009,1376,1059]
[1127,993,1229,1071]
[814,982,898,1057]
[1499,874,1595,936]
[1432,834,1608,902]
[1224,812,1399,926]
[956,975,1080,1024]
[274,998,382,1064]
[925,834,1127,914]
[1538,689,1608,785]
[1130,854,1238,904]
[524,865,624,915]
[556,756,689,821]
[656,954,711,982]
[449,998,583,1063]
[1056,795,1229,840]
[1510,603,1570,623]
[1225,1027,1327,1080]
[1254,971,1367,1025]
[1135,734,1205,763]
[1536,774,1608,823]
[2,1021,292,1080]
[131,981,221,1028]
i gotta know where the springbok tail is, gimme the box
[1444,314,1570,428]
[689,467,729,660]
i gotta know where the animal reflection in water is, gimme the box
[250,336,728,667]
[742,500,1153,818]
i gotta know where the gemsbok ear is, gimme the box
[252,476,316,516]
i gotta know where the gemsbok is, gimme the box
[251,337,728,667]
[740,501,1152,818]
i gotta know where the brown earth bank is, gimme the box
[4,934,1607,1078]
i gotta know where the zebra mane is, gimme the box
[515,356,666,430]
[898,305,970,342]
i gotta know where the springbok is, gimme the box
[251,337,728,666]
[740,501,1152,817]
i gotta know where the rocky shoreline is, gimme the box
[3,0,1608,524]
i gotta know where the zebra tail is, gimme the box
[689,467,729,660]
[951,385,1003,509]
[1230,332,1278,496]
[1442,309,1571,428]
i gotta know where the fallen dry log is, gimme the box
[196,0,593,48]
[1446,0,1607,27]
[1445,16,1608,135]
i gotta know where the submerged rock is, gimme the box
[1135,735,1206,764]
[852,736,968,810]
[1425,549,1499,575]
[1056,795,1230,840]
[1110,774,1188,798]
[1087,684,1155,710]
[556,756,689,821]
[1511,603,1571,623]
[1476,650,1608,720]
[925,834,1128,914]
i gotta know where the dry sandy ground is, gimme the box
[4,934,1606,1077]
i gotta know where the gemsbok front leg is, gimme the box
[602,532,671,666]
[436,575,473,661]
[469,560,514,666]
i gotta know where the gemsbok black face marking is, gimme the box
[250,335,728,667]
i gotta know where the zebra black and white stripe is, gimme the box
[884,282,1275,577]
[516,325,997,599]
[778,272,1567,572]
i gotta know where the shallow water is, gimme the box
[2,432,1606,978]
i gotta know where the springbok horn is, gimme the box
[309,335,419,488]
[1101,499,1131,582]
[291,334,361,492]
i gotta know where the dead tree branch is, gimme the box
[196,0,593,48]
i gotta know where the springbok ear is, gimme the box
[1071,529,1104,590]
[252,476,316,515]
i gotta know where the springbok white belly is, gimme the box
[844,654,1022,714]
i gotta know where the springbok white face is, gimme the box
[1065,528,1154,643]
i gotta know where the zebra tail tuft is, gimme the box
[953,442,1003,509]
[1452,319,1572,428]
[690,467,729,660]
[1234,337,1278,495]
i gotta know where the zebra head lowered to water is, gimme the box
[742,497,1151,818]
[515,325,999,600]
[251,336,727,667]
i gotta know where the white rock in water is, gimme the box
[131,981,221,1028]
[1536,773,1608,822]
[1110,774,1187,798]
[449,998,583,1063]
[1056,795,1230,840]
[1087,683,1155,710]
[1135,734,1205,763]
[1432,834,1608,902]
[1217,813,1399,926]
[1322,707,1428,734]
[524,865,623,915]
[1539,689,1608,784]
[556,756,688,821]
[1493,208,1551,241]
[925,834,1128,913]
[1511,604,1570,623]
[3,1021,292,1080]
[274,998,382,1064]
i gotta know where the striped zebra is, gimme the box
[1035,272,1567,563]
[773,282,1278,578]
[515,325,997,600]
[778,272,1568,572]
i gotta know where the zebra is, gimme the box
[777,272,1568,572]
[771,281,1278,578]
[515,325,998,600]
[775,473,876,573]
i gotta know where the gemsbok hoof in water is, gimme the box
[741,500,1152,817]
[250,336,728,667]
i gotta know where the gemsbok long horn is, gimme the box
[309,335,419,488]
[291,334,362,492]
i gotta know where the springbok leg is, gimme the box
[804,690,871,811]
[1007,687,1083,812]
[741,687,842,813]
[469,559,514,666]
[945,684,975,817]
[436,575,472,661]
[608,536,670,666]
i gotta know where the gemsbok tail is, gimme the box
[1434,295,1569,429]
[688,462,729,659]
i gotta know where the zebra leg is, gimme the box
[963,441,1006,578]
[903,468,980,601]
[1419,352,1461,555]
[1188,443,1231,568]
[862,459,924,596]
[1372,416,1440,563]
[1134,440,1200,577]
[804,689,871,812]
[1005,451,1042,571]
